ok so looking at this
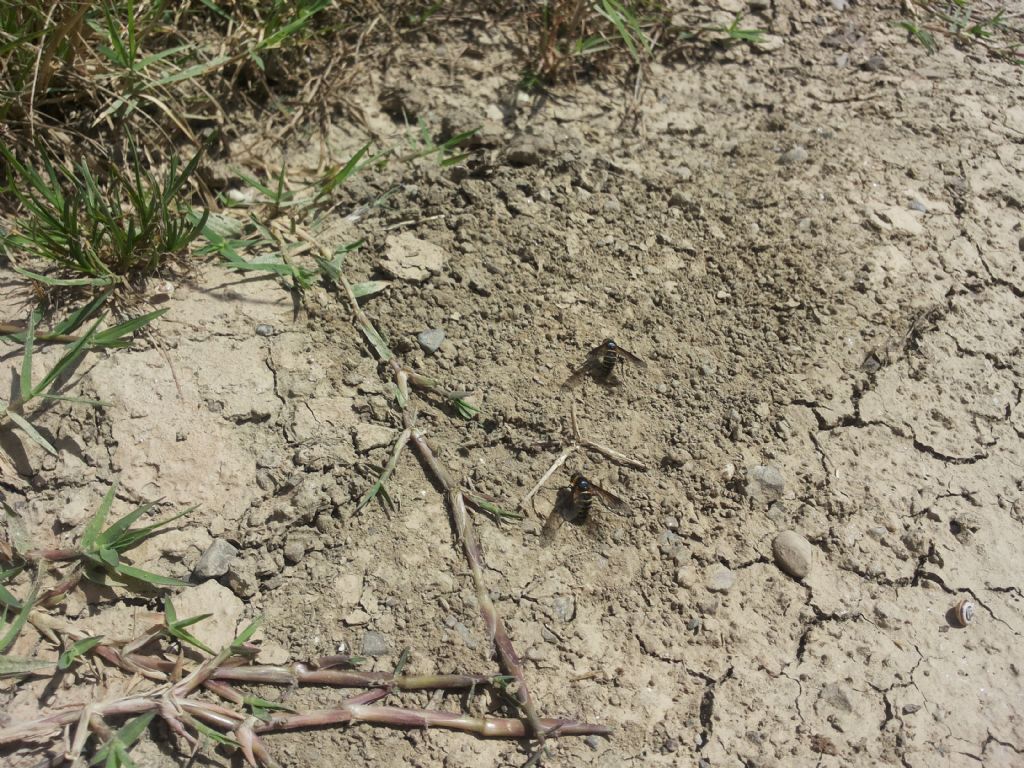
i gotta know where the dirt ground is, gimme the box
[3,0,1023,766]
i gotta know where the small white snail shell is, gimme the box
[953,599,975,628]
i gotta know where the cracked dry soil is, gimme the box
[2,1,1023,766]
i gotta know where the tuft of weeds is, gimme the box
[0,141,208,290]
[400,120,479,167]
[67,483,191,589]
[1,308,165,456]
[520,0,658,88]
[898,0,1022,61]
[672,12,766,50]
[15,483,191,600]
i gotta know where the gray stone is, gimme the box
[585,735,602,750]
[506,133,555,166]
[908,197,928,213]
[361,630,390,657]
[706,565,736,593]
[745,465,785,502]
[675,566,698,588]
[672,165,693,182]
[353,423,396,453]
[225,558,258,599]
[778,146,809,165]
[379,233,446,282]
[821,683,854,712]
[417,328,445,354]
[192,538,238,580]
[772,530,813,580]
[452,621,478,649]
[255,324,275,337]
[902,703,921,715]
[552,596,575,623]
[282,535,306,565]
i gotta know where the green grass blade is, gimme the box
[36,393,110,406]
[112,508,191,552]
[168,625,214,655]
[12,267,115,287]
[91,309,167,346]
[34,317,103,396]
[19,310,39,401]
[452,397,480,419]
[350,280,390,299]
[255,0,330,51]
[95,502,156,549]
[88,712,155,767]
[0,655,51,679]
[150,54,232,87]
[6,412,57,455]
[112,563,189,588]
[244,693,296,720]
[0,566,23,609]
[0,581,37,653]
[58,635,105,670]
[231,616,263,651]
[320,142,371,196]
[52,291,114,336]
[188,717,238,746]
[163,596,178,624]
[80,483,119,551]
[358,321,393,361]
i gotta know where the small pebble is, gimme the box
[255,324,275,337]
[772,530,813,580]
[672,165,693,182]
[706,565,736,594]
[908,198,928,213]
[902,704,921,715]
[192,539,238,580]
[675,566,698,588]
[585,735,602,750]
[353,423,396,453]
[506,134,555,166]
[361,630,390,657]
[282,536,305,565]
[552,595,575,623]
[417,328,445,354]
[452,621,477,649]
[778,146,809,165]
[861,53,886,72]
[745,465,785,502]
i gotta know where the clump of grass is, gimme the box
[898,0,1022,61]
[1,307,165,456]
[15,483,191,600]
[0,141,208,289]
[520,0,657,88]
[672,12,766,49]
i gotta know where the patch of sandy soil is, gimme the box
[3,1,1023,766]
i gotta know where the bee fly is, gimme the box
[562,338,647,389]
[540,472,626,545]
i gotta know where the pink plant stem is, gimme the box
[256,703,610,738]
[405,423,544,737]
[335,268,546,738]
[211,665,492,690]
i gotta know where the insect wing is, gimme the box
[561,359,596,390]
[590,481,627,511]
[616,345,648,369]
[540,506,566,545]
